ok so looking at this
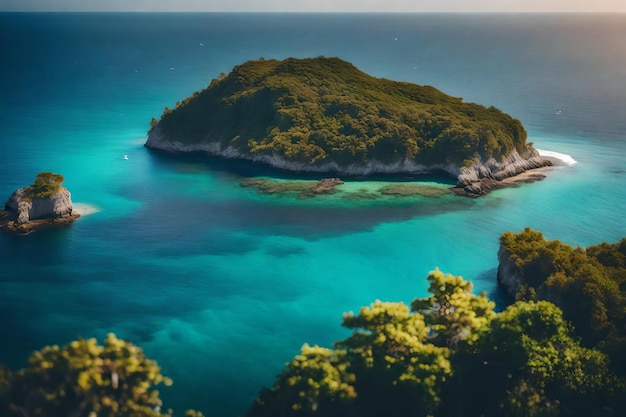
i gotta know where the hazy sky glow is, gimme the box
[1,0,626,13]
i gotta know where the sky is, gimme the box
[1,0,625,13]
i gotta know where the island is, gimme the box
[145,57,551,196]
[0,172,80,233]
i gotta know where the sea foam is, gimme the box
[536,149,578,166]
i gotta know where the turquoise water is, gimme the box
[1,13,625,416]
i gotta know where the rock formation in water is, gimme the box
[453,148,550,196]
[1,172,79,233]
[145,57,551,195]
[496,243,526,297]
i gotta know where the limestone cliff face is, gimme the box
[146,126,551,194]
[456,148,551,195]
[496,245,525,297]
[5,188,74,225]
[145,126,453,175]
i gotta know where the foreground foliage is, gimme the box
[0,334,202,417]
[154,57,531,168]
[247,270,621,417]
[500,228,626,375]
[456,301,616,417]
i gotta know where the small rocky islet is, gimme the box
[0,172,79,233]
[145,56,551,197]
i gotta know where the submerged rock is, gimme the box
[240,177,344,199]
[309,178,344,195]
[379,183,450,198]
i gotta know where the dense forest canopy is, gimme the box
[499,228,626,375]
[153,57,530,167]
[246,269,623,417]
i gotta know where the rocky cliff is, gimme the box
[496,244,526,297]
[1,186,79,233]
[146,126,551,196]
[454,148,551,196]
[146,125,458,175]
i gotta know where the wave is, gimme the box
[536,149,578,166]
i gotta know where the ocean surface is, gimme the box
[1,13,625,416]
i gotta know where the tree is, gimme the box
[411,268,496,348]
[247,269,624,417]
[24,172,66,199]
[337,301,451,417]
[34,172,64,187]
[466,301,615,417]
[247,299,453,417]
[3,333,173,417]
[247,344,355,417]
[410,269,496,417]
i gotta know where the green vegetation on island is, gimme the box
[23,172,65,200]
[150,57,531,168]
[3,232,625,416]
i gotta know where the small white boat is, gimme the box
[123,155,128,160]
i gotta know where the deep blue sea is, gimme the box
[1,13,625,416]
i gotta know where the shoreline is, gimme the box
[147,133,577,198]
[489,148,577,186]
[498,165,553,186]
[0,203,96,234]
[0,212,81,234]
[451,148,576,197]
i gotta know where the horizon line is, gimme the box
[2,10,625,14]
